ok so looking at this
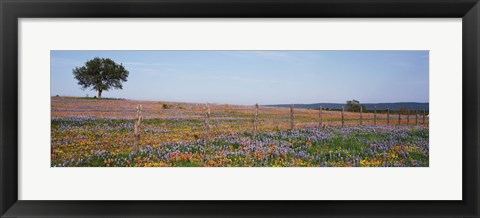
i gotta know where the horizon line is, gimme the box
[51,95,429,106]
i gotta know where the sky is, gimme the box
[51,50,429,105]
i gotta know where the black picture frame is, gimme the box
[1,0,479,217]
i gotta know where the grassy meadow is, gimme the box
[51,96,429,167]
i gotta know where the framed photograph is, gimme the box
[1,0,479,217]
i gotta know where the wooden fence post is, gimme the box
[407,109,410,125]
[397,111,401,125]
[134,105,143,152]
[253,103,259,139]
[415,110,418,125]
[205,103,211,143]
[387,108,390,125]
[360,107,363,125]
[373,106,377,125]
[290,104,295,130]
[341,106,345,127]
[423,109,426,125]
[319,106,323,128]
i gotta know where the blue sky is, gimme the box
[51,50,429,105]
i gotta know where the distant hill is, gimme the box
[266,102,429,111]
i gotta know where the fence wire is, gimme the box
[135,104,429,143]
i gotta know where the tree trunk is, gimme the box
[98,90,102,98]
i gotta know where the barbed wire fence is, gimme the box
[133,103,429,145]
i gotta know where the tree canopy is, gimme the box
[346,99,366,112]
[73,57,129,98]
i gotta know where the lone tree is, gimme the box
[346,99,366,112]
[73,57,129,98]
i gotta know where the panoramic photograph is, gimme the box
[51,50,429,167]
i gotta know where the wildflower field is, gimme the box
[51,97,429,167]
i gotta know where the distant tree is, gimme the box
[346,99,366,112]
[399,107,409,114]
[73,57,129,98]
